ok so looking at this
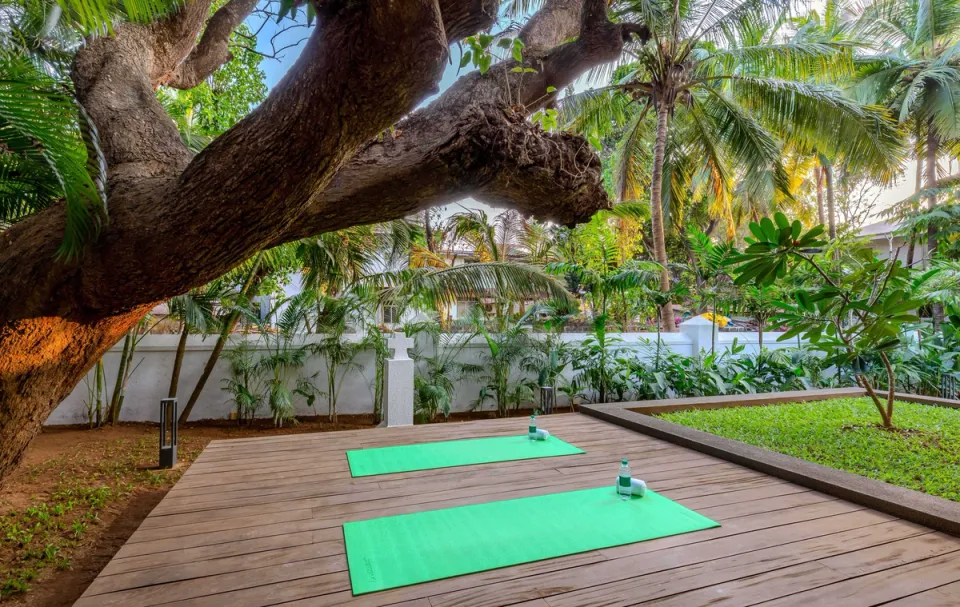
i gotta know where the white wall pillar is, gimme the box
[679,316,717,355]
[383,334,415,427]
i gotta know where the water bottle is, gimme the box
[618,459,632,500]
[528,414,537,440]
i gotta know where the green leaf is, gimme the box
[478,54,492,74]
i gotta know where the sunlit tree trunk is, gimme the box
[650,103,676,331]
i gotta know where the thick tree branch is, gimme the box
[164,0,260,89]
[518,0,581,55]
[277,104,606,245]
[291,0,646,238]
[440,0,500,40]
[0,0,498,483]
[149,0,216,86]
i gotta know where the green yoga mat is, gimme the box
[346,435,584,477]
[343,486,720,595]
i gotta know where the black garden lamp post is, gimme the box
[159,398,178,468]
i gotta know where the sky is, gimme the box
[250,10,914,229]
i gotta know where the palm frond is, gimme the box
[724,76,905,181]
[372,262,573,311]
[0,52,106,257]
[700,40,856,82]
[686,0,792,49]
[54,0,184,36]
[613,102,653,201]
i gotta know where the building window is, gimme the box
[382,305,399,325]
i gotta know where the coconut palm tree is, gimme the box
[853,0,960,328]
[563,0,903,329]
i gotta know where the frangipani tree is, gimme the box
[732,212,931,427]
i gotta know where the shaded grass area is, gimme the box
[659,397,960,502]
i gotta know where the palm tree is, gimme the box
[179,243,300,423]
[853,0,960,328]
[447,208,526,263]
[564,0,902,329]
[687,228,737,354]
[165,283,227,398]
[373,261,574,316]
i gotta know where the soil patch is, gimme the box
[1,409,573,603]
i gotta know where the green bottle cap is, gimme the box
[622,459,628,465]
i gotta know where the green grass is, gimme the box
[658,397,960,502]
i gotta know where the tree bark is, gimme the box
[109,330,133,425]
[281,0,647,242]
[0,0,499,483]
[423,210,435,253]
[650,103,677,332]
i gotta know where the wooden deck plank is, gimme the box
[643,533,960,606]
[77,413,960,607]
[880,580,960,606]
[759,550,960,606]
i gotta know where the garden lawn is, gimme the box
[659,397,960,502]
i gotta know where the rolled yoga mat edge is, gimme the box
[343,486,720,595]
[346,434,585,477]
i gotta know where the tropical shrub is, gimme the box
[221,341,264,425]
[732,213,930,427]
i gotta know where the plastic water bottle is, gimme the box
[528,414,537,440]
[618,459,632,500]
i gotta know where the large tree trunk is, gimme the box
[281,0,647,243]
[927,122,944,332]
[0,0,504,482]
[650,103,677,332]
[0,0,633,482]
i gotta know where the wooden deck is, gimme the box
[76,413,960,606]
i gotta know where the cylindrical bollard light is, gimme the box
[539,386,555,415]
[159,398,178,468]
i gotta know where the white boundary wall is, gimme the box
[48,317,799,424]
